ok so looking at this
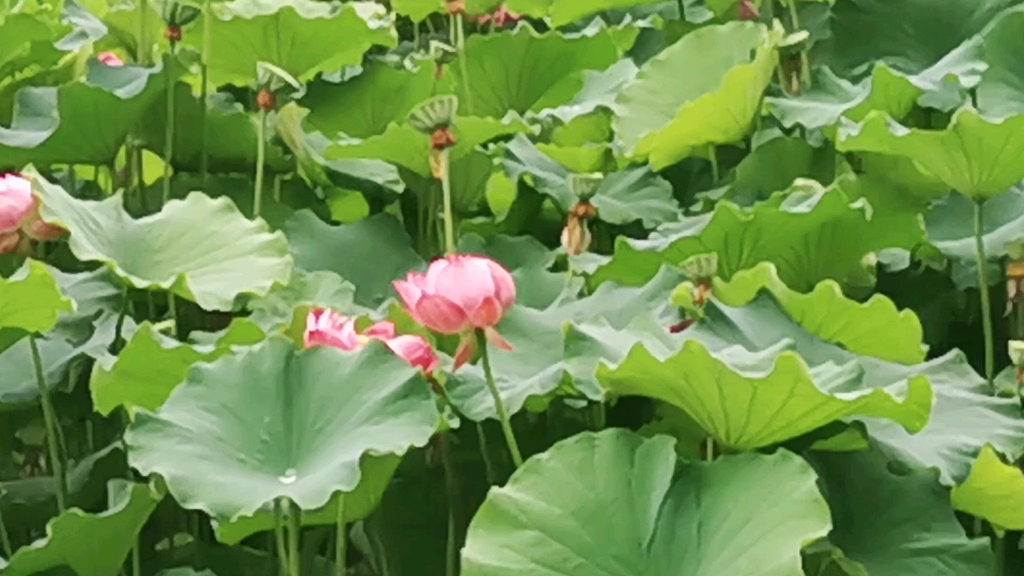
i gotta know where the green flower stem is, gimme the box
[974,200,995,388]
[0,506,12,558]
[475,423,496,484]
[705,437,715,461]
[29,335,67,513]
[995,533,1004,576]
[113,286,130,354]
[454,13,474,115]
[136,0,148,64]
[132,539,142,576]
[335,494,346,576]
[440,149,455,255]
[438,434,459,576]
[167,293,181,340]
[162,42,177,207]
[288,500,301,576]
[783,0,811,87]
[254,109,268,219]
[707,144,719,184]
[476,330,524,468]
[199,0,213,188]
[274,498,289,576]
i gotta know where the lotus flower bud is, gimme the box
[304,308,439,374]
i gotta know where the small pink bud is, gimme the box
[97,52,125,66]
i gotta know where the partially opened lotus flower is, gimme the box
[393,254,516,369]
[97,52,125,66]
[304,308,439,374]
[0,174,64,255]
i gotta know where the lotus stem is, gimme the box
[132,539,142,576]
[438,434,459,576]
[705,437,715,461]
[288,500,301,576]
[113,286,130,354]
[675,0,684,17]
[0,506,12,558]
[29,335,67,513]
[440,149,455,255]
[274,498,289,576]
[974,200,995,388]
[995,533,1004,576]
[254,109,267,218]
[707,144,719,184]
[162,42,177,207]
[454,13,474,115]
[784,0,811,88]
[273,174,282,203]
[335,493,346,576]
[475,423,496,483]
[476,330,524,468]
[199,0,213,188]
[167,293,181,340]
[136,0,147,64]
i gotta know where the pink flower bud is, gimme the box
[0,174,34,234]
[393,254,516,369]
[97,52,125,66]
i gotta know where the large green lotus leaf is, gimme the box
[0,480,164,576]
[592,175,925,291]
[950,445,1024,529]
[0,259,74,335]
[139,85,290,174]
[90,320,265,416]
[125,338,441,522]
[441,22,625,119]
[461,429,831,576]
[836,108,1024,201]
[977,7,1024,118]
[821,0,1018,78]
[924,184,1024,288]
[324,116,529,178]
[809,444,993,576]
[30,173,294,311]
[213,455,399,544]
[0,61,169,169]
[713,262,926,364]
[501,135,678,227]
[613,21,778,169]
[284,211,423,308]
[767,47,984,131]
[598,335,932,451]
[184,0,397,87]
[302,63,435,139]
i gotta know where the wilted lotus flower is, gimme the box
[0,174,64,255]
[97,52,125,66]
[476,5,521,27]
[394,254,516,369]
[304,308,439,374]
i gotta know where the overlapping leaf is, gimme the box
[30,173,294,311]
[613,21,778,169]
[125,338,442,523]
[461,429,831,576]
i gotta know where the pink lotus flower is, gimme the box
[0,174,64,255]
[393,254,515,369]
[476,5,521,27]
[97,52,125,66]
[304,308,439,374]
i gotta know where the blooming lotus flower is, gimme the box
[476,5,521,27]
[0,174,64,255]
[393,254,516,369]
[304,308,439,374]
[97,52,125,66]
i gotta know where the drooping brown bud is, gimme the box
[164,25,182,42]
[1006,261,1024,316]
[571,200,597,220]
[737,0,760,20]
[256,89,277,112]
[434,62,446,80]
[669,318,694,333]
[561,216,592,257]
[430,127,457,150]
[692,281,712,306]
